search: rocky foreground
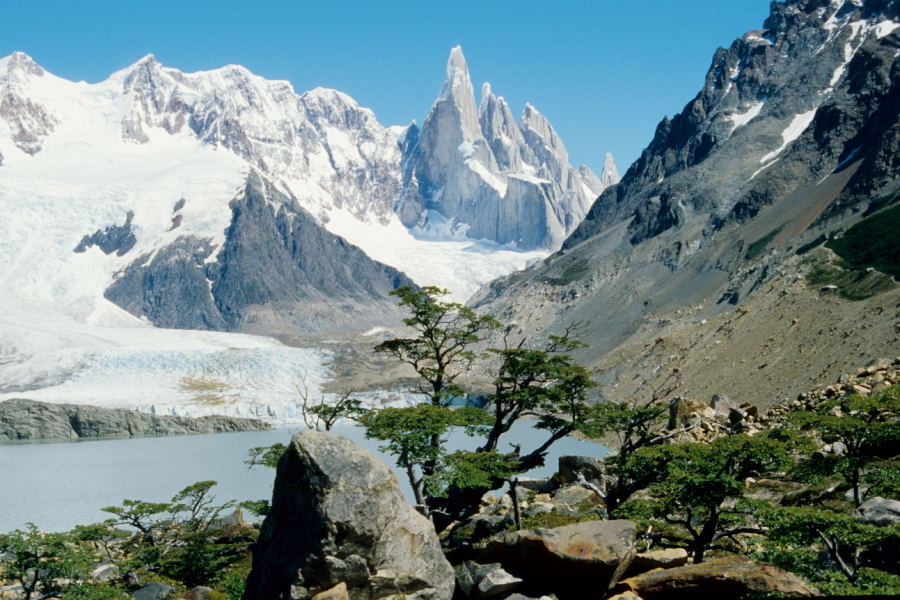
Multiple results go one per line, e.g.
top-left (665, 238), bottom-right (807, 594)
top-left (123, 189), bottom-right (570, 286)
top-left (0, 398), bottom-right (270, 441)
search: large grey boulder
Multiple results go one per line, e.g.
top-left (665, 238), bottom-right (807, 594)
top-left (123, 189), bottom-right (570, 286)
top-left (855, 496), bottom-right (900, 526)
top-left (243, 430), bottom-right (454, 600)
top-left (480, 520), bottom-right (636, 600)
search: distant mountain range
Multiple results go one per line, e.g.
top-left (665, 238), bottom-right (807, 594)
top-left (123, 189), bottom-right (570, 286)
top-left (0, 45), bottom-right (615, 336)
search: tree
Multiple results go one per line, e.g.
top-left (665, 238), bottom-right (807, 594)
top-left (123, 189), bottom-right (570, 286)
top-left (359, 404), bottom-right (493, 514)
top-left (790, 385), bottom-right (899, 506)
top-left (374, 286), bottom-right (499, 406)
top-left (0, 524), bottom-right (91, 600)
top-left (102, 481), bottom-right (246, 589)
top-left (366, 286), bottom-right (599, 530)
top-left (761, 505), bottom-right (900, 591)
top-left (297, 379), bottom-right (364, 431)
top-left (615, 434), bottom-right (791, 562)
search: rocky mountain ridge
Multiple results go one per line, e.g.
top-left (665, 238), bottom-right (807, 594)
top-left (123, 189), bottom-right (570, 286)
top-left (0, 397), bottom-right (271, 441)
top-left (474, 0), bottom-right (900, 407)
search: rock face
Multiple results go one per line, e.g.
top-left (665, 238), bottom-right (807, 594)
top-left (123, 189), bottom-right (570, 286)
top-left (855, 496), bottom-right (900, 526)
top-left (398, 47), bottom-right (615, 250)
top-left (0, 398), bottom-right (270, 441)
top-left (614, 555), bottom-right (818, 599)
top-left (243, 430), bottom-right (454, 600)
top-left (480, 520), bottom-right (636, 599)
top-left (474, 0), bottom-right (900, 407)
top-left (105, 172), bottom-right (413, 334)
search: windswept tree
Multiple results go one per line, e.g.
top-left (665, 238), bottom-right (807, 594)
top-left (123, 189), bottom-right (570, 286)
top-left (615, 433), bottom-right (791, 562)
top-left (364, 286), bottom-right (600, 530)
top-left (374, 286), bottom-right (499, 406)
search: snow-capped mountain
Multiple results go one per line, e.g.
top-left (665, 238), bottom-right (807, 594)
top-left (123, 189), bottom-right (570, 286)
top-left (398, 47), bottom-right (613, 250)
top-left (0, 46), bottom-right (611, 415)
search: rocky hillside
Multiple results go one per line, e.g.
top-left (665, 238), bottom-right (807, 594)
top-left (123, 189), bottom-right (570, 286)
top-left (474, 0), bottom-right (900, 407)
top-left (0, 398), bottom-right (270, 441)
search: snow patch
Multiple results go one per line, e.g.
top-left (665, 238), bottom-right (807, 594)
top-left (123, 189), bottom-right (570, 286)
top-left (874, 20), bottom-right (899, 39)
top-left (759, 109), bottom-right (818, 164)
top-left (726, 101), bottom-right (765, 134)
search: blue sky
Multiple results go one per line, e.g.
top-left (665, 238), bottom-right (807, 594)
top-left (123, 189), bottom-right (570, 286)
top-left (2, 0), bottom-right (773, 174)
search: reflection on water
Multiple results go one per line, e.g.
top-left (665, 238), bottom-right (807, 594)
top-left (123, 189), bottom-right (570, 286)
top-left (0, 421), bottom-right (606, 532)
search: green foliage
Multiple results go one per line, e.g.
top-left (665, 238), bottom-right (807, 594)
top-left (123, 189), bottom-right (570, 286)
top-left (761, 504), bottom-right (900, 591)
top-left (245, 443), bottom-right (287, 469)
top-left (826, 203), bottom-right (900, 276)
top-left (368, 286), bottom-right (600, 528)
top-left (428, 450), bottom-right (520, 498)
top-left (615, 435), bottom-right (790, 562)
top-left (789, 386), bottom-right (900, 505)
top-left (805, 258), bottom-right (896, 300)
top-left (0, 524), bottom-right (93, 600)
top-left (62, 582), bottom-right (131, 599)
top-left (374, 285), bottom-right (499, 406)
top-left (481, 334), bottom-right (595, 456)
top-left (545, 258), bottom-right (589, 286)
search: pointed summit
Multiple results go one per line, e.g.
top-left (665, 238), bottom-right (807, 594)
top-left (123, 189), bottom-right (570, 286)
top-left (599, 152), bottom-right (620, 187)
top-left (441, 46), bottom-right (471, 99)
top-left (1, 51), bottom-right (45, 78)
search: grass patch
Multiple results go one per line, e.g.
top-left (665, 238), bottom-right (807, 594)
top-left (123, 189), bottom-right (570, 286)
top-left (806, 261), bottom-right (896, 301)
top-left (746, 226), bottom-right (783, 260)
top-left (795, 234), bottom-right (827, 256)
top-left (545, 259), bottom-right (589, 286)
top-left (826, 203), bottom-right (900, 277)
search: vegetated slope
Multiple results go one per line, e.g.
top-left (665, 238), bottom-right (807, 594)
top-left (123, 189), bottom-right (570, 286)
top-left (473, 0), bottom-right (900, 408)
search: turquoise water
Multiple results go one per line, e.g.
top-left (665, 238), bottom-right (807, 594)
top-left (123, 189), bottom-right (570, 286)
top-left (0, 421), bottom-right (606, 532)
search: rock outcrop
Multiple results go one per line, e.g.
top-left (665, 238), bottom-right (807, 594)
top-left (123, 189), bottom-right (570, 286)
top-left (0, 398), bottom-right (270, 441)
top-left (613, 555), bottom-right (818, 599)
top-left (244, 429), bottom-right (454, 600)
top-left (479, 520), bottom-right (636, 599)
top-left (105, 172), bottom-right (414, 334)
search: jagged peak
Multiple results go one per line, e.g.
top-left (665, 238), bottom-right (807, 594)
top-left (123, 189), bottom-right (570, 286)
top-left (439, 45), bottom-right (474, 102)
top-left (301, 86), bottom-right (359, 107)
top-left (481, 81), bottom-right (493, 102)
top-left (520, 102), bottom-right (553, 133)
top-left (600, 152), bottom-right (621, 186)
top-left (0, 51), bottom-right (45, 78)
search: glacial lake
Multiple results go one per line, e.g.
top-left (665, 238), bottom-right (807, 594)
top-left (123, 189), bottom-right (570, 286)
top-left (0, 421), bottom-right (607, 532)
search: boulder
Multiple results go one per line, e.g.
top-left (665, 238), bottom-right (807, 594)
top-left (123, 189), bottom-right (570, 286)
top-left (312, 583), bottom-right (349, 600)
top-left (515, 477), bottom-right (558, 494)
top-left (624, 548), bottom-right (689, 578)
top-left (90, 562), bottom-right (119, 582)
top-left (550, 485), bottom-right (602, 514)
top-left (613, 555), bottom-right (817, 599)
top-left (667, 398), bottom-right (715, 429)
top-left (855, 496), bottom-right (900, 526)
top-left (184, 587), bottom-right (213, 600)
top-left (133, 582), bottom-right (173, 600)
top-left (243, 430), bottom-right (454, 600)
top-left (558, 456), bottom-right (606, 488)
top-left (455, 561), bottom-right (523, 598)
top-left (480, 520), bottom-right (636, 599)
